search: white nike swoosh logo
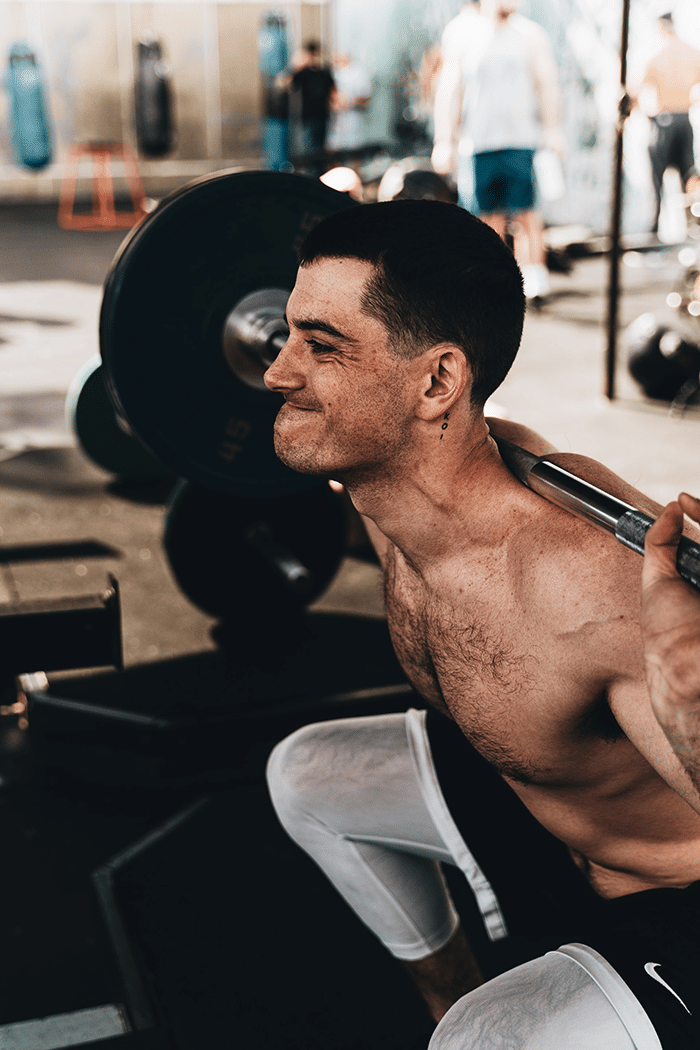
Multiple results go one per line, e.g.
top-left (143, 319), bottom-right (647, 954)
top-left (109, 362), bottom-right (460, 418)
top-left (644, 962), bottom-right (692, 1014)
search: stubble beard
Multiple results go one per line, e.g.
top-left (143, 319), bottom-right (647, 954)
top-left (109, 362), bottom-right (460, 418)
top-left (273, 405), bottom-right (413, 489)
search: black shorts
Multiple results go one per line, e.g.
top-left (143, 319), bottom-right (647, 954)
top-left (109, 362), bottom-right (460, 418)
top-left (472, 148), bottom-right (536, 215)
top-left (426, 708), bottom-right (700, 1047)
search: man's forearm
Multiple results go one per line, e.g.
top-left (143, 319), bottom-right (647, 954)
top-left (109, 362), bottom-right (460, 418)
top-left (656, 711), bottom-right (700, 793)
top-left (642, 494), bottom-right (700, 792)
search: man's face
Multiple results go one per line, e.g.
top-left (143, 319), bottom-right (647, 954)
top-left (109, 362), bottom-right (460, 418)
top-left (263, 258), bottom-right (416, 484)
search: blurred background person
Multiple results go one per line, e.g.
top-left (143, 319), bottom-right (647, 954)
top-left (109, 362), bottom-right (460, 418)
top-left (432, 0), bottom-right (563, 302)
top-left (286, 40), bottom-right (336, 175)
top-left (633, 10), bottom-right (700, 237)
top-left (327, 52), bottom-right (372, 154)
top-left (431, 0), bottom-right (483, 208)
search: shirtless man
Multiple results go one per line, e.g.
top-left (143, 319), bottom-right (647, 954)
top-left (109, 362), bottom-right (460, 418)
top-left (263, 200), bottom-right (700, 1047)
top-left (634, 11), bottom-right (700, 234)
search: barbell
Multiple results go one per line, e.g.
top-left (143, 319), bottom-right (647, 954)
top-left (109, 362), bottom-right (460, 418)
top-left (496, 437), bottom-right (700, 592)
top-left (97, 169), bottom-right (700, 595)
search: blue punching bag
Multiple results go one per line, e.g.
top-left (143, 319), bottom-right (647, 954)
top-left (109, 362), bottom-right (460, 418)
top-left (258, 13), bottom-right (290, 171)
top-left (5, 41), bottom-right (52, 170)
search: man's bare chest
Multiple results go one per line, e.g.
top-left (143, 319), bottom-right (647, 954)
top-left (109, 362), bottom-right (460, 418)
top-left (385, 564), bottom-right (521, 702)
top-left (383, 552), bottom-right (620, 783)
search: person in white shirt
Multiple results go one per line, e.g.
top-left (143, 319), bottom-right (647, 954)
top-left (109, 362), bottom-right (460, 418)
top-left (432, 0), bottom-right (562, 301)
top-left (327, 52), bottom-right (372, 152)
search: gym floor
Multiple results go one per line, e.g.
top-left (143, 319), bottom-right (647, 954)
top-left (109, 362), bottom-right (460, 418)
top-left (0, 196), bottom-right (698, 1050)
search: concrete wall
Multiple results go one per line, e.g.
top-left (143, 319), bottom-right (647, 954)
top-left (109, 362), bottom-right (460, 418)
top-left (0, 1), bottom-right (330, 201)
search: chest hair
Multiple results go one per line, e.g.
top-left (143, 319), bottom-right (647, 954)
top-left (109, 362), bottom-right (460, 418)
top-left (383, 554), bottom-right (547, 782)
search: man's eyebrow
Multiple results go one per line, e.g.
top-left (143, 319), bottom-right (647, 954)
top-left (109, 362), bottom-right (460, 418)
top-left (285, 316), bottom-right (358, 343)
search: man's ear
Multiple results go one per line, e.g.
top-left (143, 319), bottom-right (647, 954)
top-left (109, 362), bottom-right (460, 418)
top-left (414, 345), bottom-right (470, 421)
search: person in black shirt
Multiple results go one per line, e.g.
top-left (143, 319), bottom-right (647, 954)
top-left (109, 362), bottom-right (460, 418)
top-left (291, 41), bottom-right (336, 173)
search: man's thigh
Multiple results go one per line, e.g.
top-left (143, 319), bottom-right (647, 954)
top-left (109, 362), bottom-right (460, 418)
top-left (428, 898), bottom-right (700, 1050)
top-left (427, 710), bottom-right (700, 1046)
top-left (429, 944), bottom-right (662, 1049)
top-left (589, 882), bottom-right (700, 1047)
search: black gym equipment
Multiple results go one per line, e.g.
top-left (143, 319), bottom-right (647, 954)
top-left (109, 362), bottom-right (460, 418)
top-left (604, 0), bottom-right (631, 400)
top-left (92, 787), bottom-right (437, 1050)
top-left (162, 479), bottom-right (347, 619)
top-left (625, 314), bottom-right (700, 405)
top-left (377, 160), bottom-right (458, 204)
top-left (66, 355), bottom-right (174, 483)
top-left (135, 36), bottom-right (175, 159)
top-left (496, 437), bottom-right (700, 592)
top-left (26, 621), bottom-right (411, 789)
top-left (100, 170), bottom-right (358, 497)
top-left (0, 575), bottom-right (122, 704)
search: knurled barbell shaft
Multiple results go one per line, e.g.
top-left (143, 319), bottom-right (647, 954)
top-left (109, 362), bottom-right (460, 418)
top-left (495, 436), bottom-right (700, 592)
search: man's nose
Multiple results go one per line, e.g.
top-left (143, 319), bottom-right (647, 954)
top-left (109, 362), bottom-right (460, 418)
top-left (264, 337), bottom-right (302, 392)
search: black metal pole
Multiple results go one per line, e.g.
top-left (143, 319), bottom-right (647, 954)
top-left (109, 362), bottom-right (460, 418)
top-left (605, 0), bottom-right (632, 401)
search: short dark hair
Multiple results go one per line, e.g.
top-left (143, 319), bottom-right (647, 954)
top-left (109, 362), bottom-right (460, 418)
top-left (297, 200), bottom-right (525, 405)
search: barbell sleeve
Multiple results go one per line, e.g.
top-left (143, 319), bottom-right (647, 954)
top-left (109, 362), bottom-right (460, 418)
top-left (244, 520), bottom-right (315, 597)
top-left (494, 436), bottom-right (700, 592)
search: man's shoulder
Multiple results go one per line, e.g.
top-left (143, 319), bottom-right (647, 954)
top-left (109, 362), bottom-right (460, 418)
top-left (487, 417), bottom-right (558, 457)
top-left (647, 37), bottom-right (700, 71)
top-left (487, 418), bottom-right (661, 520)
top-left (545, 450), bottom-right (661, 520)
top-left (491, 433), bottom-right (655, 621)
top-left (513, 446), bottom-right (661, 591)
top-left (510, 13), bottom-right (550, 41)
top-left (505, 498), bottom-right (644, 668)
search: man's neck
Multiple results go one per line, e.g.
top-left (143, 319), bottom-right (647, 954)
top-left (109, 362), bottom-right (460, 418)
top-left (493, 8), bottom-right (515, 26)
top-left (345, 420), bottom-right (519, 569)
